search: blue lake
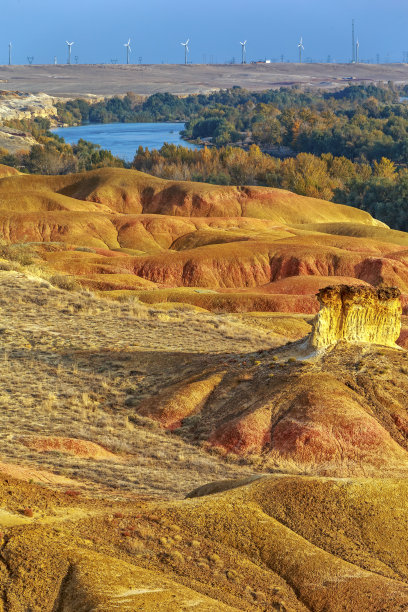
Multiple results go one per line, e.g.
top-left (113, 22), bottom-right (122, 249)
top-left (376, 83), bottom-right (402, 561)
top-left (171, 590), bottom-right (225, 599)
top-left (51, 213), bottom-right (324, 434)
top-left (51, 122), bottom-right (200, 162)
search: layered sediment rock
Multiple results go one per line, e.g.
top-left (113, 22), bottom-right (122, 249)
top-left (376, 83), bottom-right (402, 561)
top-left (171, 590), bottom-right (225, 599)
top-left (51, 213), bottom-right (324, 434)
top-left (0, 91), bottom-right (57, 123)
top-left (0, 126), bottom-right (37, 154)
top-left (310, 285), bottom-right (402, 349)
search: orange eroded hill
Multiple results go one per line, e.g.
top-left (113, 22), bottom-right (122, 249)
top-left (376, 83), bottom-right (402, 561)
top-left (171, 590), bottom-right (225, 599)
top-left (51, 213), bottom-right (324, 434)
top-left (2, 166), bottom-right (408, 313)
top-left (133, 340), bottom-right (408, 475)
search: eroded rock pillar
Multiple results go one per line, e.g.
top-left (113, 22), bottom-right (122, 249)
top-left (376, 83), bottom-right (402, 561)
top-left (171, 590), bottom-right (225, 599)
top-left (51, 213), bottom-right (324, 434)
top-left (310, 285), bottom-right (402, 349)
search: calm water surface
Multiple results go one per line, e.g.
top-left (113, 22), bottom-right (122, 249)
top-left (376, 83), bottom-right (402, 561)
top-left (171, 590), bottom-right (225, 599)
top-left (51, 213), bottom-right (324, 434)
top-left (52, 122), bottom-right (200, 162)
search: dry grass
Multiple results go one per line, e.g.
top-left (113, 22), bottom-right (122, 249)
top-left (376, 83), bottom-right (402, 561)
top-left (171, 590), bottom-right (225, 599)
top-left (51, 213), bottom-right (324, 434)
top-left (3, 266), bottom-right (406, 496)
top-left (0, 270), bottom-right (281, 498)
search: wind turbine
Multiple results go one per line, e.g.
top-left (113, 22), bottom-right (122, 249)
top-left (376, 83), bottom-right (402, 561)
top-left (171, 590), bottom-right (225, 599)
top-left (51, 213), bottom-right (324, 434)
top-left (124, 38), bottom-right (131, 64)
top-left (66, 41), bottom-right (74, 65)
top-left (352, 19), bottom-right (355, 63)
top-left (181, 39), bottom-right (189, 64)
top-left (240, 40), bottom-right (247, 64)
top-left (298, 36), bottom-right (304, 63)
top-left (356, 38), bottom-right (360, 64)
top-left (8, 42), bottom-right (11, 66)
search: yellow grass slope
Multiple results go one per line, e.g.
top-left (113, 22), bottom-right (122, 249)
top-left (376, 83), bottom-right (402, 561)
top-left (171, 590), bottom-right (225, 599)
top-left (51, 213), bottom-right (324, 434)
top-left (178, 475), bottom-right (408, 611)
top-left (2, 471), bottom-right (408, 612)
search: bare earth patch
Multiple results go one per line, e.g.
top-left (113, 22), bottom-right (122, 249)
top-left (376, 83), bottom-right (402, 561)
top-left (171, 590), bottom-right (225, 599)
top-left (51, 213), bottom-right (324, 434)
top-left (20, 436), bottom-right (119, 461)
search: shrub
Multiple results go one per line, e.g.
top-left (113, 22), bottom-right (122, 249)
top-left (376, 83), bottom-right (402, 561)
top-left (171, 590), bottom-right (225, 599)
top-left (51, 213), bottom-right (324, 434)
top-left (0, 260), bottom-right (15, 271)
top-left (181, 414), bottom-right (201, 428)
top-left (0, 242), bottom-right (35, 266)
top-left (49, 274), bottom-right (80, 291)
top-left (208, 552), bottom-right (222, 565)
top-left (226, 569), bottom-right (239, 582)
top-left (169, 550), bottom-right (184, 563)
top-left (74, 246), bottom-right (96, 253)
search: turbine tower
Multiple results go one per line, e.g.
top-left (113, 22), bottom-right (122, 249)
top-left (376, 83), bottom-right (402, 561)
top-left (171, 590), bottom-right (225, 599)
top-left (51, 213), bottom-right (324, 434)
top-left (181, 39), bottom-right (189, 64)
top-left (352, 19), bottom-right (355, 63)
top-left (298, 37), bottom-right (304, 63)
top-left (8, 42), bottom-right (11, 66)
top-left (240, 40), bottom-right (247, 64)
top-left (124, 39), bottom-right (131, 64)
top-left (356, 39), bottom-right (360, 64)
top-left (66, 41), bottom-right (74, 65)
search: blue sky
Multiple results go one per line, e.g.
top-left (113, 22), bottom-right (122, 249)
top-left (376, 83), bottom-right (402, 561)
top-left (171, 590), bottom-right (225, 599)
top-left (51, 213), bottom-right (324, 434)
top-left (2, 0), bottom-right (408, 65)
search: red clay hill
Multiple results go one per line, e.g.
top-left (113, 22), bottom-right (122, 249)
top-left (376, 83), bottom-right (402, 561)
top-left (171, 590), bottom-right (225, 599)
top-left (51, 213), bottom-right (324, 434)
top-left (133, 285), bottom-right (408, 477)
top-left (2, 166), bottom-right (408, 313)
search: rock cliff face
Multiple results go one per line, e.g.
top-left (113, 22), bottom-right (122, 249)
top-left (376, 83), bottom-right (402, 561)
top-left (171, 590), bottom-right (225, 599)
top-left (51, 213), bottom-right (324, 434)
top-left (310, 285), bottom-right (402, 349)
top-left (0, 91), bottom-right (59, 153)
top-left (0, 91), bottom-right (57, 123)
top-left (0, 126), bottom-right (37, 154)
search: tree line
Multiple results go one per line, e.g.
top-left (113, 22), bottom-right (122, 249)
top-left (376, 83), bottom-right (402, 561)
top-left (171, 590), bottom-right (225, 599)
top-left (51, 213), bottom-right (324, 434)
top-left (56, 84), bottom-right (408, 164)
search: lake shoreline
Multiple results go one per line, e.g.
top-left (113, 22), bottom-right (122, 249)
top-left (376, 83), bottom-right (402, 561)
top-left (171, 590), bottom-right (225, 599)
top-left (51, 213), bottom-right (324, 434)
top-left (51, 121), bottom-right (201, 162)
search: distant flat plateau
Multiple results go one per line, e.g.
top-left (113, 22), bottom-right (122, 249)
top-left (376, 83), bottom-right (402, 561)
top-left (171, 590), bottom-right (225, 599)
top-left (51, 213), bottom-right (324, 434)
top-left (0, 63), bottom-right (407, 97)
